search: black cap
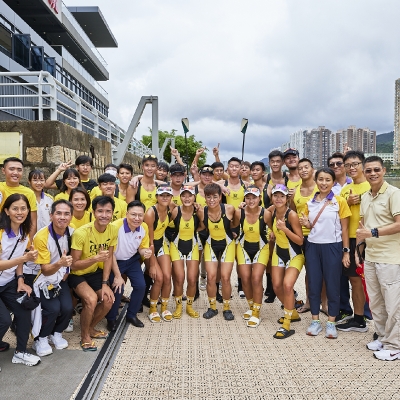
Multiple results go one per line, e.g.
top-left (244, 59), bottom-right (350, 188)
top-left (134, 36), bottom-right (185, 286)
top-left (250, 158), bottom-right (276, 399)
top-left (169, 164), bottom-right (186, 175)
top-left (283, 148), bottom-right (299, 158)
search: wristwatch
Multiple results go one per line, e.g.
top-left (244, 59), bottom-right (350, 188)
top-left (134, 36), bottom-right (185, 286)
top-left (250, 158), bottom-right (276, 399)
top-left (102, 280), bottom-right (110, 285)
top-left (342, 247), bottom-right (350, 253)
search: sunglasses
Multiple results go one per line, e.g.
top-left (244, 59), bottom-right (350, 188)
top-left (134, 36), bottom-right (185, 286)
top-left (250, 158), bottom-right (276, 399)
top-left (200, 167), bottom-right (214, 173)
top-left (182, 185), bottom-right (195, 191)
top-left (246, 187), bottom-right (260, 193)
top-left (328, 161), bottom-right (343, 167)
top-left (143, 154), bottom-right (157, 160)
top-left (364, 168), bottom-right (382, 174)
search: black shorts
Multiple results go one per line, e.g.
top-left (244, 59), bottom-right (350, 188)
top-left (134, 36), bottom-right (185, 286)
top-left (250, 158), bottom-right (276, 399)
top-left (68, 268), bottom-right (103, 292)
top-left (343, 238), bottom-right (358, 277)
top-left (243, 241), bottom-right (260, 262)
top-left (178, 239), bottom-right (193, 257)
top-left (210, 239), bottom-right (227, 261)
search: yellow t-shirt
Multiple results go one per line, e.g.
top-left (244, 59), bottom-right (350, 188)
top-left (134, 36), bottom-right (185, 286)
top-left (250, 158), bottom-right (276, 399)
top-left (340, 181), bottom-right (370, 238)
top-left (91, 197), bottom-right (127, 222)
top-left (0, 182), bottom-right (37, 212)
top-left (70, 221), bottom-right (118, 275)
top-left (71, 210), bottom-right (92, 229)
top-left (54, 192), bottom-right (70, 201)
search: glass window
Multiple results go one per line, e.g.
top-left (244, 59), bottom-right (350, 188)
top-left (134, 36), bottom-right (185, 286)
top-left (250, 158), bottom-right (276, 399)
top-left (30, 46), bottom-right (44, 71)
top-left (12, 34), bottom-right (31, 69)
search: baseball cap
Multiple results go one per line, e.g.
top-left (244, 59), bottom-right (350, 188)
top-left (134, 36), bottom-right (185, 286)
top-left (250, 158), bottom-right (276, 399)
top-left (169, 164), bottom-right (186, 175)
top-left (283, 148), bottom-right (299, 159)
top-left (271, 184), bottom-right (289, 196)
top-left (180, 185), bottom-right (196, 195)
top-left (156, 185), bottom-right (173, 195)
top-left (244, 186), bottom-right (261, 197)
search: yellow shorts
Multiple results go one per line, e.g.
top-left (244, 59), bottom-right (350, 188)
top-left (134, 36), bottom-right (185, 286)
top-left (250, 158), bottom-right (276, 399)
top-left (170, 239), bottom-right (199, 262)
top-left (236, 243), bottom-right (269, 266)
top-left (203, 239), bottom-right (235, 263)
top-left (272, 250), bottom-right (304, 272)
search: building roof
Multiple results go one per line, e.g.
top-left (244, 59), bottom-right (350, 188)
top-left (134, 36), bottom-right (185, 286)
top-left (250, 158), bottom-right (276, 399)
top-left (67, 7), bottom-right (118, 48)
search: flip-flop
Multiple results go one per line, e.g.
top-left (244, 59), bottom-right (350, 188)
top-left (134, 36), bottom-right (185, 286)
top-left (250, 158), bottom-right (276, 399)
top-left (80, 341), bottom-right (97, 352)
top-left (297, 305), bottom-right (311, 313)
top-left (277, 316), bottom-right (301, 324)
top-left (90, 331), bottom-right (109, 339)
top-left (273, 328), bottom-right (295, 339)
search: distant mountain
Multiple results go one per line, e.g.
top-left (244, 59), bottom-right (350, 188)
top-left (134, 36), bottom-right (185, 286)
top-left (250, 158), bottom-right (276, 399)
top-left (376, 131), bottom-right (393, 153)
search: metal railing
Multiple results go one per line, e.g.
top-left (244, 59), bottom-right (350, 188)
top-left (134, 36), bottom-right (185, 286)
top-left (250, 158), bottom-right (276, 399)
top-left (0, 71), bottom-right (149, 158)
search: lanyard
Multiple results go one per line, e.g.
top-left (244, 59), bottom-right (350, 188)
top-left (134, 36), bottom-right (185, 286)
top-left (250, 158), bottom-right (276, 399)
top-left (50, 224), bottom-right (71, 258)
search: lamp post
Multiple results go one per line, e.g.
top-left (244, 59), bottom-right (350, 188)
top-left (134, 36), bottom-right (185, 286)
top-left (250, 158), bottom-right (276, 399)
top-left (241, 118), bottom-right (248, 161)
top-left (181, 118), bottom-right (190, 182)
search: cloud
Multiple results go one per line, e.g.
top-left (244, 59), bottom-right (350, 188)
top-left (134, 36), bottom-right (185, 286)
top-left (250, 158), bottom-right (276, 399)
top-left (65, 0), bottom-right (399, 161)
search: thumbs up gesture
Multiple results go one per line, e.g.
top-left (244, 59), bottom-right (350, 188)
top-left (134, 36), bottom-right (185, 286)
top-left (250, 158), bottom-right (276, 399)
top-left (347, 188), bottom-right (360, 206)
top-left (96, 245), bottom-right (109, 262)
top-left (299, 212), bottom-right (309, 227)
top-left (24, 244), bottom-right (38, 262)
top-left (59, 249), bottom-right (73, 268)
top-left (276, 218), bottom-right (286, 232)
top-left (356, 220), bottom-right (370, 241)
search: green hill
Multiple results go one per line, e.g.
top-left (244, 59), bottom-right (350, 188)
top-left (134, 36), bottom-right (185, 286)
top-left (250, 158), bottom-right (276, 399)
top-left (376, 131), bottom-right (393, 153)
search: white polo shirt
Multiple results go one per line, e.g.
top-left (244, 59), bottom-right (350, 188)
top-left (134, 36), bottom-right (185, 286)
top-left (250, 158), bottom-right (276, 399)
top-left (332, 177), bottom-right (352, 195)
top-left (112, 218), bottom-right (149, 260)
top-left (306, 191), bottom-right (352, 244)
top-left (37, 191), bottom-right (54, 231)
top-left (0, 229), bottom-right (29, 286)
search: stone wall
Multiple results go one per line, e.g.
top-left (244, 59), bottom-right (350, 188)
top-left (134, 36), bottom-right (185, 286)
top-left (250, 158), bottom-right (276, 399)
top-left (0, 120), bottom-right (141, 185)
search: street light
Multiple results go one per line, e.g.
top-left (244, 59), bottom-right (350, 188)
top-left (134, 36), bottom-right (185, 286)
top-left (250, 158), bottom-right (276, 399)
top-left (241, 118), bottom-right (249, 161)
top-left (181, 118), bottom-right (190, 182)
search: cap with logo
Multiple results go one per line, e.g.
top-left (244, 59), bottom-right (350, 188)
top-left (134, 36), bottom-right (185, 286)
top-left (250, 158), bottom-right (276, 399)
top-left (283, 148), bottom-right (299, 159)
top-left (271, 184), bottom-right (289, 196)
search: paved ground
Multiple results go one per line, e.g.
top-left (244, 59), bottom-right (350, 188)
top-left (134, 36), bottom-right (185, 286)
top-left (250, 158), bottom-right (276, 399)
top-left (98, 269), bottom-right (400, 400)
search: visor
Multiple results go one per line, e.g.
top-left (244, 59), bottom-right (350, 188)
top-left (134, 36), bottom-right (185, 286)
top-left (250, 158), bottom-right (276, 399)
top-left (271, 184), bottom-right (289, 196)
top-left (244, 186), bottom-right (261, 197)
top-left (156, 185), bottom-right (173, 195)
top-left (180, 185), bottom-right (196, 195)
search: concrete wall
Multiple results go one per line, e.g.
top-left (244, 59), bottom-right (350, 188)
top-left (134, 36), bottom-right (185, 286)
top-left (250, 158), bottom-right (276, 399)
top-left (0, 120), bottom-right (141, 185)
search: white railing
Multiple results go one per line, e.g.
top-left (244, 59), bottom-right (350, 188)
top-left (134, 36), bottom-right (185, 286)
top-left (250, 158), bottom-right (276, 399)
top-left (0, 71), bottom-right (149, 158)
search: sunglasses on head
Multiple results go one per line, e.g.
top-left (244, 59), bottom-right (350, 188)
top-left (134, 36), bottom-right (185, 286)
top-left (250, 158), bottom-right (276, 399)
top-left (200, 167), bottom-right (213, 173)
top-left (246, 187), bottom-right (259, 193)
top-left (328, 161), bottom-right (343, 167)
top-left (143, 154), bottom-right (157, 160)
top-left (364, 167), bottom-right (382, 174)
top-left (182, 185), bottom-right (195, 190)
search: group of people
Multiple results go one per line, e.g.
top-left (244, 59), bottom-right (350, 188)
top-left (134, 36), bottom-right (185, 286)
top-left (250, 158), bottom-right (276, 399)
top-left (0, 142), bottom-right (399, 373)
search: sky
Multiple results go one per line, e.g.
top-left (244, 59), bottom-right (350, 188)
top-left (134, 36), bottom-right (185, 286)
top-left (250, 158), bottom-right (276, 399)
top-left (65, 0), bottom-right (400, 163)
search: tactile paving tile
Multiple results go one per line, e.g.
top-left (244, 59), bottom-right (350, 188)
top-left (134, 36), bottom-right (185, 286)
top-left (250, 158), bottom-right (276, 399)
top-left (98, 269), bottom-right (400, 400)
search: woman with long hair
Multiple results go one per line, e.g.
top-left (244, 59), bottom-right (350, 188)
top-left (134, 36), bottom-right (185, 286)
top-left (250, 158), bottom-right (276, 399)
top-left (0, 194), bottom-right (40, 367)
top-left (54, 169), bottom-right (82, 201)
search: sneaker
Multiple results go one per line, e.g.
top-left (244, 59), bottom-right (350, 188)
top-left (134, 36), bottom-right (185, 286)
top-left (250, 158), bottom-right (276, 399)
top-left (238, 290), bottom-right (245, 299)
top-left (336, 318), bottom-right (368, 332)
top-left (64, 319), bottom-right (74, 333)
top-left (325, 322), bottom-right (338, 339)
top-left (335, 310), bottom-right (353, 324)
top-left (32, 337), bottom-right (53, 356)
top-left (373, 349), bottom-right (400, 361)
top-left (0, 341), bottom-right (10, 352)
top-left (199, 278), bottom-right (207, 291)
top-left (366, 339), bottom-right (383, 351)
top-left (12, 351), bottom-right (41, 366)
top-left (306, 320), bottom-right (322, 336)
top-left (223, 310), bottom-right (235, 321)
top-left (49, 332), bottom-right (68, 350)
top-left (203, 308), bottom-right (218, 319)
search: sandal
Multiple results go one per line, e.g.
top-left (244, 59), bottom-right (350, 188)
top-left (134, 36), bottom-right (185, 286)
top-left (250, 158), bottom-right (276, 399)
top-left (80, 341), bottom-right (97, 352)
top-left (161, 310), bottom-right (173, 322)
top-left (273, 327), bottom-right (295, 339)
top-left (247, 316), bottom-right (261, 328)
top-left (243, 309), bottom-right (252, 320)
top-left (203, 308), bottom-right (218, 319)
top-left (148, 311), bottom-right (161, 323)
top-left (223, 310), bottom-right (235, 321)
top-left (297, 305), bottom-right (311, 313)
top-left (90, 331), bottom-right (109, 339)
top-left (277, 316), bottom-right (301, 324)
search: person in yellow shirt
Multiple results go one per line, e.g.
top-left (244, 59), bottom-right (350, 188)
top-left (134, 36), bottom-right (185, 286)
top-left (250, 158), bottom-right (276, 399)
top-left (69, 196), bottom-right (121, 351)
top-left (337, 151), bottom-right (371, 333)
top-left (69, 188), bottom-right (92, 229)
top-left (0, 157), bottom-right (38, 238)
top-left (95, 174), bottom-right (127, 222)
top-left (54, 169), bottom-right (82, 201)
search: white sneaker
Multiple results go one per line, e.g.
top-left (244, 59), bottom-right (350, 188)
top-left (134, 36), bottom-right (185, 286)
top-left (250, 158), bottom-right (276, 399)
top-left (306, 320), bottom-right (322, 336)
top-left (64, 319), bottom-right (74, 333)
top-left (366, 339), bottom-right (383, 351)
top-left (49, 332), bottom-right (68, 350)
top-left (373, 349), bottom-right (400, 361)
top-left (12, 351), bottom-right (41, 366)
top-left (32, 337), bottom-right (53, 356)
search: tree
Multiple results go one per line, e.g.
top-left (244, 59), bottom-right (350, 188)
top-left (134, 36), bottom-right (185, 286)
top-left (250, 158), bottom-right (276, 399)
top-left (141, 128), bottom-right (208, 167)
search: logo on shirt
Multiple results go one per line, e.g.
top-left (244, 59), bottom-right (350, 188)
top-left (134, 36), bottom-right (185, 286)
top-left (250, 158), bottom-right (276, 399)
top-left (148, 194), bottom-right (153, 199)
top-left (89, 239), bottom-right (111, 255)
top-left (214, 225), bottom-right (219, 229)
top-left (249, 227), bottom-right (253, 231)
top-left (233, 194), bottom-right (238, 199)
top-left (185, 223), bottom-right (189, 228)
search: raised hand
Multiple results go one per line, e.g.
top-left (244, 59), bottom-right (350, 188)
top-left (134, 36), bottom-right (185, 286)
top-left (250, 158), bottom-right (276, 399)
top-left (212, 143), bottom-right (220, 157)
top-left (59, 249), bottom-right (73, 267)
top-left (299, 212), bottom-right (308, 226)
top-left (276, 218), bottom-right (286, 231)
top-left (347, 189), bottom-right (360, 206)
top-left (96, 245), bottom-right (109, 262)
top-left (170, 146), bottom-right (180, 157)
